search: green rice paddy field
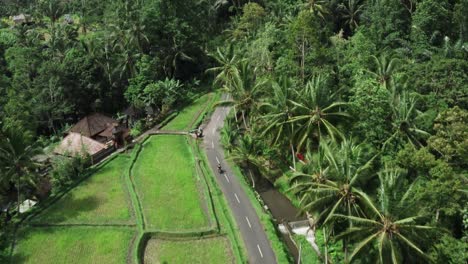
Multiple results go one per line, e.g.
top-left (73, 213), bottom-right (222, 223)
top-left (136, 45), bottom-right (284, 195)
top-left (132, 135), bottom-right (209, 230)
top-left (144, 237), bottom-right (234, 264)
top-left (12, 227), bottom-right (134, 264)
top-left (33, 155), bottom-right (134, 225)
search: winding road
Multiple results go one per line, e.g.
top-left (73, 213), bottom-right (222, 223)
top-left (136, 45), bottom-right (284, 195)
top-left (202, 95), bottom-right (278, 264)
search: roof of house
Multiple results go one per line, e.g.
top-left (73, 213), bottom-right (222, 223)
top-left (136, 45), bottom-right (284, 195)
top-left (54, 132), bottom-right (107, 156)
top-left (69, 113), bottom-right (117, 138)
top-left (98, 124), bottom-right (130, 139)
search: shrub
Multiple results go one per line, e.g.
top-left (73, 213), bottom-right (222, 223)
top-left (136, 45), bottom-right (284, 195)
top-left (50, 154), bottom-right (89, 192)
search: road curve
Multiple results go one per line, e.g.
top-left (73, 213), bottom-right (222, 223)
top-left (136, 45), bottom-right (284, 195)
top-left (202, 95), bottom-right (278, 264)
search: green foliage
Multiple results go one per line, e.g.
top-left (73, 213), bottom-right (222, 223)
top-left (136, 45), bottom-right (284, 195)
top-left (404, 58), bottom-right (468, 108)
top-left (428, 106), bottom-right (468, 164)
top-left (363, 0), bottom-right (411, 49)
top-left (350, 77), bottom-right (391, 145)
top-left (130, 120), bottom-right (144, 137)
top-left (431, 234), bottom-right (468, 264)
top-left (50, 154), bottom-right (89, 191)
top-left (397, 145), bottom-right (464, 221)
top-left (412, 0), bottom-right (451, 46)
top-left (234, 2), bottom-right (266, 38)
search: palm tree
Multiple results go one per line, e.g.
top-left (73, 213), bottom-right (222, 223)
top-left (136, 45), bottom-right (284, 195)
top-left (206, 46), bottom-right (240, 91)
top-left (297, 140), bottom-right (376, 223)
top-left (39, 0), bottom-right (65, 26)
top-left (302, 0), bottom-right (329, 20)
top-left (289, 139), bottom-right (378, 260)
top-left (287, 75), bottom-right (349, 150)
top-left (217, 61), bottom-right (267, 129)
top-left (259, 77), bottom-right (298, 166)
top-left (369, 54), bottom-right (399, 89)
top-left (229, 134), bottom-right (264, 187)
top-left (338, 0), bottom-right (365, 32)
top-left (0, 127), bottom-right (42, 213)
top-left (220, 118), bottom-right (239, 152)
top-left (382, 93), bottom-right (430, 150)
top-left (334, 166), bottom-right (435, 263)
top-left (111, 27), bottom-right (141, 80)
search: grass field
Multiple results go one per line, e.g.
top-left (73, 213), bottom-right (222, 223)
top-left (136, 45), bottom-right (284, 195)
top-left (12, 227), bottom-right (134, 264)
top-left (132, 135), bottom-right (209, 230)
top-left (33, 156), bottom-right (134, 225)
top-left (294, 235), bottom-right (320, 264)
top-left (144, 237), bottom-right (234, 264)
top-left (162, 93), bottom-right (212, 131)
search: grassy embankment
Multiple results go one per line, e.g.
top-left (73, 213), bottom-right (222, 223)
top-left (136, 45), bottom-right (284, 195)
top-left (162, 93), bottom-right (213, 131)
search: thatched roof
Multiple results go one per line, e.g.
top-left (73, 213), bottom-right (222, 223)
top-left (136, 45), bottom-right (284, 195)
top-left (54, 132), bottom-right (106, 156)
top-left (69, 113), bottom-right (117, 138)
top-left (98, 124), bottom-right (130, 139)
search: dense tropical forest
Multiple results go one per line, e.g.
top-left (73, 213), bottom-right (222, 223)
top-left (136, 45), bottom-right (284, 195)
top-left (0, 0), bottom-right (467, 263)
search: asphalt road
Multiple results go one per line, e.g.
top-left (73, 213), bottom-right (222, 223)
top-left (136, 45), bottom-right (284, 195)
top-left (202, 95), bottom-right (278, 264)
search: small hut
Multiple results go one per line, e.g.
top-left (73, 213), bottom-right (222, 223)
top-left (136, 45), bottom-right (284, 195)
top-left (53, 132), bottom-right (114, 163)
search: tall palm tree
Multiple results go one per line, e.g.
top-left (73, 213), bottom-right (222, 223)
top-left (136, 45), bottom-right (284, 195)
top-left (206, 46), bottom-right (240, 91)
top-left (0, 127), bottom-right (42, 213)
top-left (111, 26), bottom-right (141, 80)
top-left (229, 134), bottom-right (265, 187)
top-left (259, 77), bottom-right (298, 167)
top-left (287, 75), bottom-right (349, 150)
top-left (334, 166), bottom-right (435, 263)
top-left (382, 93), bottom-right (430, 150)
top-left (217, 61), bottom-right (267, 129)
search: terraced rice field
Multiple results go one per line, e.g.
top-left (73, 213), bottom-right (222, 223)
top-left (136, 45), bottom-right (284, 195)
top-left (12, 227), bottom-right (134, 264)
top-left (33, 156), bottom-right (134, 225)
top-left (132, 135), bottom-right (209, 230)
top-left (144, 237), bottom-right (234, 264)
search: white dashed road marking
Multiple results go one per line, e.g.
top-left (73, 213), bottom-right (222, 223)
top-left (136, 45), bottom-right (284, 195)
top-left (211, 141), bottom-right (214, 148)
top-left (224, 174), bottom-right (230, 183)
top-left (245, 216), bottom-right (252, 228)
top-left (216, 156), bottom-right (220, 163)
top-left (234, 193), bottom-right (240, 203)
top-left (257, 244), bottom-right (264, 258)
